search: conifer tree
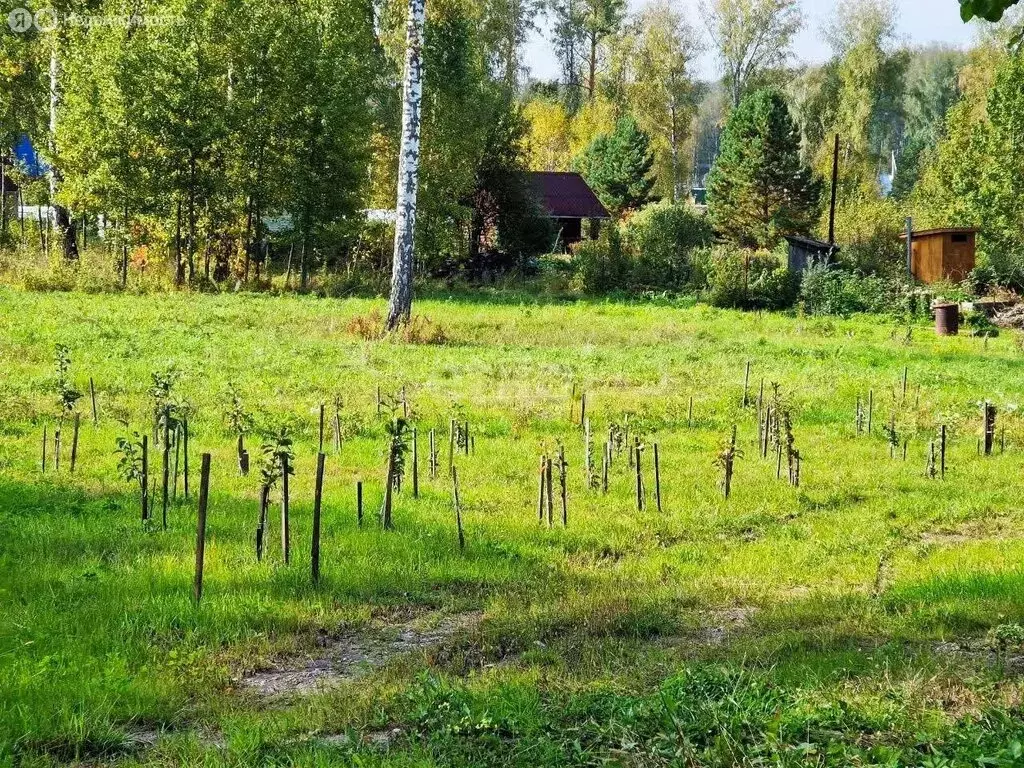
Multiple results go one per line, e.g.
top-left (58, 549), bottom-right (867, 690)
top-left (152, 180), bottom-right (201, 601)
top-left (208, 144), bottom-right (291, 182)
top-left (707, 89), bottom-right (820, 248)
top-left (575, 116), bottom-right (656, 214)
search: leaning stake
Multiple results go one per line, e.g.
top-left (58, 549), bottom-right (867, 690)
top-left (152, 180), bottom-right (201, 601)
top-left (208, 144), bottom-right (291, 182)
top-left (193, 453), bottom-right (211, 604)
top-left (312, 452), bottom-right (325, 584)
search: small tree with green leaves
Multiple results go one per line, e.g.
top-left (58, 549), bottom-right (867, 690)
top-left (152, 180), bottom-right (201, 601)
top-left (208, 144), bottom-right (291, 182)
top-left (115, 432), bottom-right (147, 521)
top-left (54, 344), bottom-right (82, 428)
top-left (255, 427), bottom-right (295, 558)
top-left (224, 383), bottom-right (254, 472)
top-left (707, 89), bottom-right (821, 249)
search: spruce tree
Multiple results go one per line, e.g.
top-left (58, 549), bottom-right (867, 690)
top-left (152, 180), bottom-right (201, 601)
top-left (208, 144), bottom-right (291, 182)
top-left (576, 117), bottom-right (656, 214)
top-left (707, 89), bottom-right (821, 248)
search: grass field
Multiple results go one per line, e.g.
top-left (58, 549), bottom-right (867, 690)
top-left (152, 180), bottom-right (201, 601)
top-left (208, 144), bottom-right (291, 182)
top-left (3, 287), bottom-right (1024, 767)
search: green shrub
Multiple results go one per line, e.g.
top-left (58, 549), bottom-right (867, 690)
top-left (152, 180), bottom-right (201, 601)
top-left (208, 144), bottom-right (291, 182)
top-left (569, 227), bottom-right (630, 294)
top-left (623, 203), bottom-right (713, 290)
top-left (699, 245), bottom-right (799, 310)
top-left (799, 266), bottom-right (909, 316)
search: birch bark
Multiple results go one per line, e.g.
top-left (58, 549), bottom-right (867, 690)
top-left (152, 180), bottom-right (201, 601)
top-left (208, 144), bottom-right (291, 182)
top-left (386, 0), bottom-right (426, 330)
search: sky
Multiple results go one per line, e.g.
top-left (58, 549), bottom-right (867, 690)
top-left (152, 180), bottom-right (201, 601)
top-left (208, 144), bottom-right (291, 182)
top-left (523, 0), bottom-right (983, 83)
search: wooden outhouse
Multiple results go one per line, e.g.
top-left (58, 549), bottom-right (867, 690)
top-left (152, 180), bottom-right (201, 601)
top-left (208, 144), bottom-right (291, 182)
top-left (901, 228), bottom-right (977, 284)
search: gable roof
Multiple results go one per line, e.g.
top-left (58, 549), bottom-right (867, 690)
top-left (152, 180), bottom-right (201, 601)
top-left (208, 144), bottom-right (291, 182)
top-left (528, 172), bottom-right (610, 219)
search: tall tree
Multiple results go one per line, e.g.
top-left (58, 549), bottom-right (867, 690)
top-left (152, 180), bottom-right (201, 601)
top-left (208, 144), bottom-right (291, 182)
top-left (574, 116), bottom-right (656, 213)
top-left (387, 0), bottom-right (427, 329)
top-left (702, 0), bottom-right (802, 108)
top-left (706, 88), bottom-right (821, 248)
top-left (623, 0), bottom-right (698, 202)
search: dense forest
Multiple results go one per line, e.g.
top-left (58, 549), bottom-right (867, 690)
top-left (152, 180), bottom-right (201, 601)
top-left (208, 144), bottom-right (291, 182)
top-left (1, 0), bottom-right (1023, 296)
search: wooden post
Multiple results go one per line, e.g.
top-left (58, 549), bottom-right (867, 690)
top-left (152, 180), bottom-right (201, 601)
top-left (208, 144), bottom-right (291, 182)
top-left (162, 416), bottom-right (170, 530)
top-left (318, 403), bottom-right (325, 454)
top-left (464, 421), bottom-right (470, 456)
top-left (653, 443), bottom-right (662, 513)
top-left (602, 443), bottom-right (609, 494)
top-left (412, 427), bottom-right (419, 499)
top-left (357, 481), bottom-right (363, 526)
top-left (183, 419), bottom-right (190, 499)
top-left (569, 382), bottom-right (576, 423)
top-left (193, 453), bottom-right (211, 604)
top-left (280, 453), bottom-right (291, 562)
top-left (902, 367), bottom-right (908, 401)
top-left (141, 435), bottom-right (149, 521)
top-left (376, 385), bottom-right (382, 416)
top-left (257, 484), bottom-right (269, 561)
top-left (545, 457), bottom-right (554, 527)
top-left (867, 390), bottom-right (874, 434)
top-left (940, 425), bottom-right (947, 478)
top-left (635, 443), bottom-right (643, 512)
top-left (70, 413), bottom-right (80, 473)
top-left (742, 361), bottom-right (751, 408)
top-left (173, 425), bottom-right (181, 500)
top-left (756, 379), bottom-right (764, 424)
top-left (89, 377), bottom-right (98, 425)
top-left (429, 428), bottom-right (436, 478)
top-left (559, 446), bottom-right (567, 527)
top-left (54, 429), bottom-right (60, 472)
top-left (828, 133), bottom-right (839, 245)
top-left (381, 451), bottom-right (395, 530)
top-left (333, 408), bottom-right (342, 452)
top-left (448, 419), bottom-right (456, 472)
top-left (402, 386), bottom-right (408, 418)
top-left (984, 401), bottom-right (996, 456)
top-left (687, 397), bottom-right (693, 428)
top-left (580, 392), bottom-right (587, 428)
top-left (312, 452), bottom-right (325, 585)
top-left (537, 455), bottom-right (547, 522)
top-left (452, 465), bottom-right (465, 552)
top-left (584, 418), bottom-right (592, 488)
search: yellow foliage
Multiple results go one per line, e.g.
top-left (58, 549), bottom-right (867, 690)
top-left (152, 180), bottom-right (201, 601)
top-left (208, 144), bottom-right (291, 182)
top-left (522, 98), bottom-right (572, 172)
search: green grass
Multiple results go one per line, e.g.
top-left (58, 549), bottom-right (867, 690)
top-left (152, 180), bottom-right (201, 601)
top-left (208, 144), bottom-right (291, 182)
top-left (2, 287), bottom-right (1024, 766)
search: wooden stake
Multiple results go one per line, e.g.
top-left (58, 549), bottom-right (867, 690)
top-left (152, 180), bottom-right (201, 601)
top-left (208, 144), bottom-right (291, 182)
top-left (742, 361), bottom-right (751, 407)
top-left (902, 367), bottom-right (908, 401)
top-left (584, 418), bottom-right (592, 488)
top-left (281, 453), bottom-right (291, 562)
top-left (537, 455), bottom-right (547, 522)
top-left (464, 421), bottom-right (470, 456)
top-left (559, 446), bottom-right (567, 527)
top-left (688, 397), bottom-right (693, 428)
top-left (357, 481), bottom-right (363, 526)
top-left (402, 386), bottom-right (408, 418)
top-left (89, 377), bottom-right (98, 425)
top-left (141, 435), bottom-right (149, 521)
top-left (257, 484), bottom-right (269, 561)
top-left (580, 392), bottom-right (587, 428)
top-left (653, 443), bottom-right (662, 513)
top-left (376, 385), bottom-right (382, 416)
top-left (183, 419), bottom-right (190, 499)
top-left (193, 453), bottom-right (211, 604)
top-left (545, 457), bottom-right (554, 527)
top-left (412, 427), bottom-right (419, 498)
top-left (448, 419), bottom-right (456, 472)
top-left (333, 408), bottom-right (342, 452)
top-left (318, 403), bottom-right (325, 453)
top-left (162, 417), bottom-right (170, 530)
top-left (54, 429), bottom-right (60, 472)
top-left (312, 452), bottom-right (325, 585)
top-left (635, 442), bottom-right (643, 512)
top-left (940, 425), bottom-right (947, 478)
top-left (70, 413), bottom-right (80, 473)
top-left (429, 428), bottom-right (437, 478)
top-left (867, 390), bottom-right (874, 434)
top-left (452, 465), bottom-right (464, 551)
top-left (381, 451), bottom-right (394, 530)
top-left (598, 442), bottom-right (606, 495)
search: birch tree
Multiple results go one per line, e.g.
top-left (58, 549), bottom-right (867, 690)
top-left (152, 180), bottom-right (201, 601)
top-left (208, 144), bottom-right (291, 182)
top-left (387, 0), bottom-right (426, 329)
top-left (702, 0), bottom-right (802, 108)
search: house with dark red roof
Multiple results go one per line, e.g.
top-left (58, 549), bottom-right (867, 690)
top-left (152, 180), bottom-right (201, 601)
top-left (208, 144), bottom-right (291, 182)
top-left (528, 172), bottom-right (610, 248)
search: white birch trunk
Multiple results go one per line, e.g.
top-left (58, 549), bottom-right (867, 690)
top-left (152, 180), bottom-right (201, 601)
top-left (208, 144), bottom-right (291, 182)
top-left (386, 0), bottom-right (426, 330)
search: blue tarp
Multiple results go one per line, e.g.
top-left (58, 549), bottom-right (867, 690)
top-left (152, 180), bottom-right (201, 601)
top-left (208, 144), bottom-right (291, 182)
top-left (13, 134), bottom-right (46, 177)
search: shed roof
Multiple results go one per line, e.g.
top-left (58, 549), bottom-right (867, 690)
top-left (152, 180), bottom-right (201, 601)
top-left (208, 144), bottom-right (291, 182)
top-left (899, 228), bottom-right (978, 240)
top-left (528, 172), bottom-right (610, 220)
top-left (784, 235), bottom-right (836, 252)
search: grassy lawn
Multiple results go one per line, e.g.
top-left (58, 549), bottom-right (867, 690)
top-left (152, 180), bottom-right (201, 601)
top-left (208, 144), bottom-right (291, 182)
top-left (2, 287), bottom-right (1024, 766)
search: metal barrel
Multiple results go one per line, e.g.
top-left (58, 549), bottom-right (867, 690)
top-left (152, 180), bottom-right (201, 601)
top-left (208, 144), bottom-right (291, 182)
top-left (934, 303), bottom-right (959, 336)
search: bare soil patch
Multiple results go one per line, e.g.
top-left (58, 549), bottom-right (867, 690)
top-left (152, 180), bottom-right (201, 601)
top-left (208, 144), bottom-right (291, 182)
top-left (240, 611), bottom-right (483, 697)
